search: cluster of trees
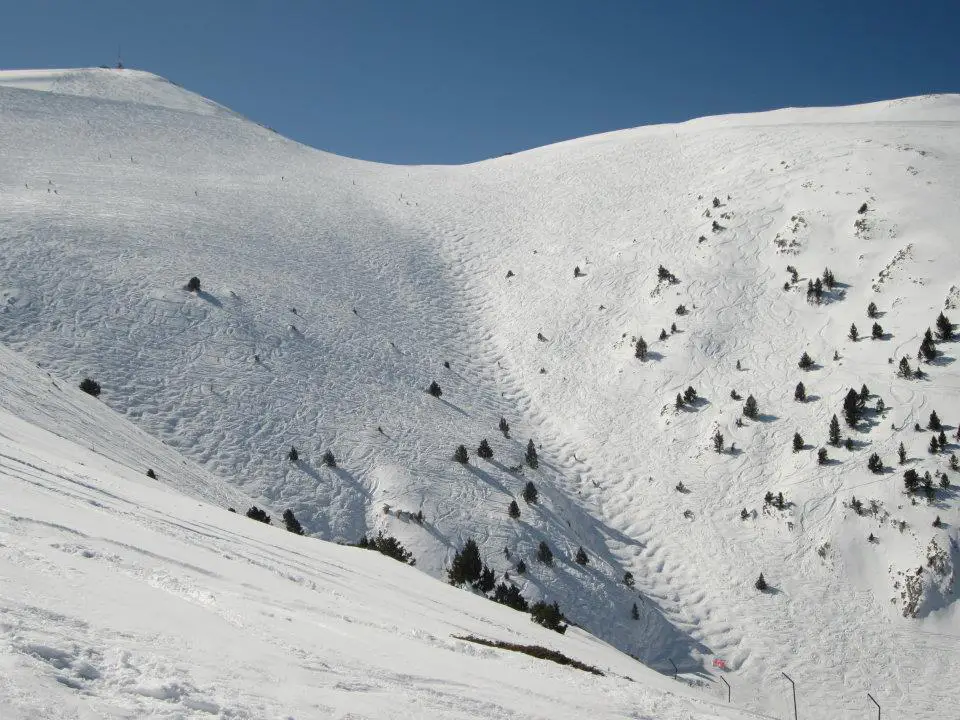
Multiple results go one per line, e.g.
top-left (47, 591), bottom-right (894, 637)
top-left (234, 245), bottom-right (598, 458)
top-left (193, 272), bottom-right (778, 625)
top-left (356, 532), bottom-right (416, 565)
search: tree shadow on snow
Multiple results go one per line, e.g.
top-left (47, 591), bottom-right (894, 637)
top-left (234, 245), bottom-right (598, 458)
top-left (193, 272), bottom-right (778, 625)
top-left (467, 463), bottom-right (508, 494)
top-left (753, 413), bottom-right (779, 423)
top-left (437, 397), bottom-right (469, 417)
top-left (196, 290), bottom-right (223, 308)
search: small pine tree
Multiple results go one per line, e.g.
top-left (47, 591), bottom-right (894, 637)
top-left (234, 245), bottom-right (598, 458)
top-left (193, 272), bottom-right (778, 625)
top-left (928, 410), bottom-right (942, 431)
top-left (322, 450), bottom-right (336, 467)
top-left (939, 430), bottom-right (947, 447)
top-left (288, 446), bottom-right (299, 462)
top-left (904, 468), bottom-right (920, 492)
top-left (499, 417), bottom-right (510, 438)
top-left (623, 571), bottom-right (635, 588)
top-left (186, 276), bottom-right (201, 292)
top-left (448, 539), bottom-right (483, 585)
top-left (898, 442), bottom-right (906, 464)
top-left (860, 384), bottom-right (870, 403)
top-left (867, 301), bottom-right (878, 318)
top-left (492, 582), bottom-right (529, 611)
top-left (933, 515), bottom-right (942, 528)
top-left (849, 323), bottom-right (859, 341)
top-left (712, 429), bottom-right (724, 453)
top-left (872, 322), bottom-right (883, 339)
top-left (537, 540), bottom-right (553, 565)
top-left (477, 439), bottom-right (493, 459)
top-left (951, 453), bottom-right (959, 471)
top-left (525, 439), bottom-right (539, 469)
top-left (453, 444), bottom-right (469, 464)
top-left (898, 356), bottom-right (912, 378)
top-left (755, 573), bottom-right (768, 591)
top-left (79, 378), bottom-right (101, 397)
top-left (659, 328), bottom-right (668, 341)
top-left (844, 437), bottom-right (854, 451)
top-left (817, 447), bottom-right (828, 465)
top-left (477, 564), bottom-right (495, 593)
top-left (929, 435), bottom-right (940, 454)
top-left (829, 414), bottom-right (842, 446)
top-left (792, 433), bottom-right (804, 453)
top-left (743, 395), bottom-right (758, 420)
top-left (867, 453), bottom-right (883, 473)
top-left (508, 500), bottom-right (521, 519)
top-left (146, 469), bottom-right (157, 479)
top-left (684, 386), bottom-right (697, 403)
top-left (843, 388), bottom-right (861, 428)
top-left (530, 600), bottom-right (566, 633)
top-left (635, 337), bottom-right (648, 360)
top-left (246, 506), bottom-right (271, 524)
top-left (671, 322), bottom-right (678, 333)
top-left (516, 559), bottom-right (527, 574)
top-left (575, 547), bottom-right (588, 565)
top-left (574, 265), bottom-right (581, 277)
top-left (798, 352), bottom-right (813, 370)
top-left (795, 381), bottom-right (806, 402)
top-left (936, 312), bottom-right (953, 341)
top-left (282, 509), bottom-right (305, 535)
top-left (428, 380), bottom-right (442, 397)
top-left (675, 393), bottom-right (685, 410)
top-left (740, 507), bottom-right (750, 520)
top-left (523, 480), bottom-right (538, 504)
top-left (631, 602), bottom-right (639, 620)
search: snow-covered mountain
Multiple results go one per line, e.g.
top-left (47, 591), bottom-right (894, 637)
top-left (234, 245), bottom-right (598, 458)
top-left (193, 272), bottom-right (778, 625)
top-left (1, 67), bottom-right (957, 718)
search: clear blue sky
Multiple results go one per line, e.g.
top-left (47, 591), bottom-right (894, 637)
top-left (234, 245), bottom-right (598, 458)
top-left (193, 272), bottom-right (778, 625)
top-left (1, 1), bottom-right (956, 164)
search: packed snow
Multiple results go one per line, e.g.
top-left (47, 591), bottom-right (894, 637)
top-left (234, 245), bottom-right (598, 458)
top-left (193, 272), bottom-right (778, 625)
top-left (0, 68), bottom-right (957, 718)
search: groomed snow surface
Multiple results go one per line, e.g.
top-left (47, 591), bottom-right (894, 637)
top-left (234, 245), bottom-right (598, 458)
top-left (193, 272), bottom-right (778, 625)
top-left (0, 68), bottom-right (958, 718)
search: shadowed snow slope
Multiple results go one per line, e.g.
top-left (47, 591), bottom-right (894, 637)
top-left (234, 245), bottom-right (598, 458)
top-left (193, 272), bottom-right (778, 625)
top-left (0, 68), bottom-right (958, 718)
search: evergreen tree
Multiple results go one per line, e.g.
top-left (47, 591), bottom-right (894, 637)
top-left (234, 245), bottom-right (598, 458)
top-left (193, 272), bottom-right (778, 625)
top-left (817, 447), bottom-right (828, 464)
top-left (843, 388), bottom-right (861, 428)
top-left (659, 328), bottom-right (668, 341)
top-left (823, 268), bottom-right (835, 289)
top-left (428, 380), bottom-right (442, 397)
top-left (743, 395), bottom-right (758, 420)
top-left (684, 386), bottom-right (697, 403)
top-left (933, 515), bottom-right (942, 528)
top-left (712, 429), bottom-right (724, 453)
top-left (516, 559), bottom-right (527, 574)
top-left (929, 435), bottom-right (940, 454)
top-left (675, 393), bottom-right (685, 410)
top-left (537, 540), bottom-right (553, 566)
top-left (798, 352), bottom-right (814, 370)
top-left (477, 439), bottom-right (493, 459)
top-left (525, 439), bottom-right (539, 469)
top-left (849, 323), bottom-right (859, 341)
top-left (898, 356), bottom-right (913, 378)
top-left (867, 453), bottom-right (883, 473)
top-left (920, 336), bottom-right (937, 362)
top-left (904, 469), bottom-right (920, 492)
top-left (282, 509), bottom-right (305, 535)
top-left (288, 446), bottom-right (299, 462)
top-left (146, 469), bottom-right (157, 479)
top-left (740, 507), bottom-right (750, 520)
top-left (898, 442), bottom-right (906, 464)
top-left (671, 322), bottom-right (678, 333)
top-left (939, 430), bottom-right (947, 446)
top-left (453, 444), bottom-right (469, 464)
top-left (829, 414), bottom-right (841, 446)
top-left (499, 417), bottom-right (510, 437)
top-left (867, 301), bottom-right (878, 318)
top-left (79, 378), bottom-right (101, 397)
top-left (492, 582), bottom-right (529, 611)
top-left (795, 381), bottom-right (806, 402)
top-left (814, 277), bottom-right (823, 302)
top-left (322, 450), bottom-right (336, 467)
top-left (246, 506), bottom-right (271, 524)
top-left (872, 322), bottom-right (883, 339)
top-left (623, 571), bottom-right (635, 588)
top-left (755, 573), bottom-right (768, 591)
top-left (631, 602), bottom-right (640, 620)
top-left (928, 410), bottom-right (942, 431)
top-left (186, 276), bottom-right (201, 292)
top-left (635, 337), bottom-right (647, 360)
top-left (530, 601), bottom-right (567, 633)
top-left (477, 564), bottom-right (496, 593)
top-left (448, 539), bottom-right (483, 585)
top-left (575, 547), bottom-right (588, 565)
top-left (508, 500), bottom-right (521, 519)
top-left (844, 437), bottom-right (854, 451)
top-left (952, 453), bottom-right (960, 472)
top-left (793, 432), bottom-right (804, 453)
top-left (523, 481), bottom-right (539, 504)
top-left (936, 312), bottom-right (953, 341)
top-left (860, 384), bottom-right (870, 403)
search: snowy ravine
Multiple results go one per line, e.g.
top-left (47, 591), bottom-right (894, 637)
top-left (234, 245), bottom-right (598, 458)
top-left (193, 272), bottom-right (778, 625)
top-left (1, 68), bottom-right (958, 718)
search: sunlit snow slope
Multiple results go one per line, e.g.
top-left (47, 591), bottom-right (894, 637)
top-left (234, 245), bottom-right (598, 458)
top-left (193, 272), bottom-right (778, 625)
top-left (1, 68), bottom-right (958, 718)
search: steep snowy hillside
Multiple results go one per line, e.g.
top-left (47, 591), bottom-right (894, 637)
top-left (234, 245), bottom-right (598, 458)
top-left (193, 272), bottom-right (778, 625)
top-left (0, 68), bottom-right (958, 718)
top-left (0, 353), bottom-right (753, 719)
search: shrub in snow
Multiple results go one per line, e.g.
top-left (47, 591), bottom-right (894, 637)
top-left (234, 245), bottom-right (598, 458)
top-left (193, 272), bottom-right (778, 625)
top-left (676, 304), bottom-right (687, 315)
top-left (362, 532), bottom-right (415, 565)
top-left (79, 378), bottom-right (101, 397)
top-left (508, 500), bottom-right (521, 519)
top-left (575, 547), bottom-right (588, 565)
top-left (288, 446), bottom-right (299, 462)
top-left (623, 571), bottom-right (635, 588)
top-left (428, 380), bottom-right (442, 397)
top-left (186, 276), bottom-right (200, 292)
top-left (453, 445), bottom-right (469, 464)
top-left (146, 469), bottom-right (157, 479)
top-left (322, 450), bottom-right (336, 467)
top-left (246, 506), bottom-right (271, 524)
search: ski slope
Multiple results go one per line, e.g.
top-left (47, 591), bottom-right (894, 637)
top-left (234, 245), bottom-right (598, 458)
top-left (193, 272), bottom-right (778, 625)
top-left (0, 68), bottom-right (958, 718)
